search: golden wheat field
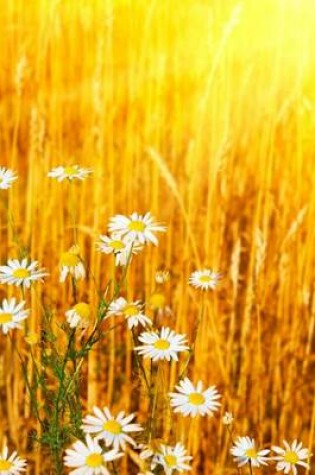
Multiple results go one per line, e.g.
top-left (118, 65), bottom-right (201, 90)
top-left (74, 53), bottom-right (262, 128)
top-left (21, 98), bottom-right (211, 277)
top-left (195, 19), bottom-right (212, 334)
top-left (1, 0), bottom-right (315, 473)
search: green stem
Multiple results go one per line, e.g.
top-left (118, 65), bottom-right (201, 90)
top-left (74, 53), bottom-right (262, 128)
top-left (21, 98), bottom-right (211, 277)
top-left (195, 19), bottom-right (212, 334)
top-left (9, 334), bottom-right (43, 427)
top-left (179, 294), bottom-right (205, 380)
top-left (69, 181), bottom-right (78, 246)
top-left (51, 329), bottom-right (76, 473)
top-left (226, 427), bottom-right (241, 475)
top-left (147, 362), bottom-right (160, 442)
top-left (131, 329), bottom-right (150, 392)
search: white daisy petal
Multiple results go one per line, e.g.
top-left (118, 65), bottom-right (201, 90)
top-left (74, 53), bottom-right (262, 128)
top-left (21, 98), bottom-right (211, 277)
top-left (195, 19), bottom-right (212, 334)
top-left (48, 165), bottom-right (92, 182)
top-left (106, 298), bottom-right (152, 329)
top-left (153, 442), bottom-right (192, 475)
top-left (230, 436), bottom-right (270, 468)
top-left (0, 444), bottom-right (27, 474)
top-left (0, 167), bottom-right (18, 189)
top-left (188, 269), bottom-right (221, 291)
top-left (108, 212), bottom-right (166, 246)
top-left (135, 327), bottom-right (188, 362)
top-left (272, 440), bottom-right (310, 474)
top-left (0, 259), bottom-right (48, 289)
top-left (64, 435), bottom-right (122, 474)
top-left (81, 407), bottom-right (143, 451)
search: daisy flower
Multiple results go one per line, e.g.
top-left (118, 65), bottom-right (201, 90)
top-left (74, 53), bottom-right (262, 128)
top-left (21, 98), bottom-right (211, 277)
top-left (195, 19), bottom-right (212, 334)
top-left (135, 327), bottom-right (189, 362)
top-left (97, 233), bottom-right (143, 266)
top-left (48, 165), bottom-right (92, 182)
top-left (24, 332), bottom-right (39, 346)
top-left (155, 270), bottom-right (170, 284)
top-left (64, 434), bottom-right (122, 475)
top-left (230, 436), bottom-right (270, 467)
top-left (154, 443), bottom-right (192, 475)
top-left (106, 297), bottom-right (152, 329)
top-left (0, 258), bottom-right (48, 288)
top-left (222, 411), bottom-right (234, 426)
top-left (0, 298), bottom-right (29, 335)
top-left (59, 247), bottom-right (85, 282)
top-left (66, 302), bottom-right (92, 329)
top-left (148, 292), bottom-right (172, 319)
top-left (138, 439), bottom-right (166, 473)
top-left (0, 167), bottom-right (18, 190)
top-left (82, 406), bottom-right (143, 451)
top-left (169, 377), bottom-right (221, 417)
top-left (188, 269), bottom-right (221, 291)
top-left (272, 440), bottom-right (310, 474)
top-left (108, 212), bottom-right (166, 246)
top-left (0, 445), bottom-right (27, 473)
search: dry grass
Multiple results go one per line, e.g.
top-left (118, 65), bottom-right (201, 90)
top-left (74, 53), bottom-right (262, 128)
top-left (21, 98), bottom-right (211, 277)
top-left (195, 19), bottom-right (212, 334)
top-left (1, 0), bottom-right (315, 473)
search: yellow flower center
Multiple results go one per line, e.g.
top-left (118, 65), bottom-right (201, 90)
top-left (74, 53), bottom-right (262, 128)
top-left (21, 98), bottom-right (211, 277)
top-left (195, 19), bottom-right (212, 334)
top-left (64, 166), bottom-right (78, 176)
top-left (199, 275), bottom-right (213, 283)
top-left (149, 293), bottom-right (166, 309)
top-left (25, 332), bottom-right (39, 345)
top-left (0, 313), bottom-right (13, 324)
top-left (0, 460), bottom-right (12, 470)
top-left (12, 268), bottom-right (30, 279)
top-left (85, 453), bottom-right (103, 468)
top-left (128, 220), bottom-right (146, 232)
top-left (0, 178), bottom-right (3, 184)
top-left (245, 448), bottom-right (257, 459)
top-left (60, 252), bottom-right (80, 267)
top-left (73, 302), bottom-right (90, 319)
top-left (103, 420), bottom-right (122, 434)
top-left (164, 455), bottom-right (177, 467)
top-left (188, 392), bottom-right (205, 405)
top-left (154, 338), bottom-right (170, 350)
top-left (109, 240), bottom-right (125, 250)
top-left (123, 304), bottom-right (138, 316)
top-left (284, 451), bottom-right (299, 464)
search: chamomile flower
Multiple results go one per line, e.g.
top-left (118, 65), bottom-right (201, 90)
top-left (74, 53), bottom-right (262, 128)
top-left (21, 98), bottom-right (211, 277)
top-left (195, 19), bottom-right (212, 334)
top-left (0, 258), bottom-right (48, 288)
top-left (230, 436), bottom-right (270, 467)
top-left (66, 302), bottom-right (92, 329)
top-left (82, 406), bottom-right (143, 451)
top-left (155, 270), bottom-right (170, 284)
top-left (48, 165), bottom-right (92, 182)
top-left (108, 212), bottom-right (166, 246)
top-left (24, 332), bottom-right (39, 346)
top-left (222, 411), bottom-right (234, 426)
top-left (0, 299), bottom-right (29, 335)
top-left (154, 443), bottom-right (192, 475)
top-left (0, 445), bottom-right (27, 474)
top-left (59, 247), bottom-right (85, 282)
top-left (97, 234), bottom-right (143, 266)
top-left (272, 440), bottom-right (310, 474)
top-left (64, 434), bottom-right (122, 475)
top-left (148, 292), bottom-right (172, 315)
top-left (0, 167), bottom-right (17, 190)
top-left (106, 297), bottom-right (152, 329)
top-left (135, 327), bottom-right (189, 362)
top-left (136, 443), bottom-right (158, 474)
top-left (189, 269), bottom-right (221, 291)
top-left (169, 377), bottom-right (221, 417)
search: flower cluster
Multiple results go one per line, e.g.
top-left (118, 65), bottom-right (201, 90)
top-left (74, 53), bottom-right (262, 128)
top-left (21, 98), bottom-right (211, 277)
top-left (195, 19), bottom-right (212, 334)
top-left (97, 212), bottom-right (166, 268)
top-left (1, 164), bottom-right (312, 475)
top-left (230, 436), bottom-right (311, 473)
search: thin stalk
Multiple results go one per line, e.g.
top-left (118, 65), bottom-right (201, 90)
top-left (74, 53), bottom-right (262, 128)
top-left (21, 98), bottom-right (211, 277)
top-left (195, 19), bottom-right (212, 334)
top-left (69, 181), bottom-right (78, 246)
top-left (9, 334), bottom-right (43, 427)
top-left (147, 362), bottom-right (160, 442)
top-left (179, 293), bottom-right (205, 380)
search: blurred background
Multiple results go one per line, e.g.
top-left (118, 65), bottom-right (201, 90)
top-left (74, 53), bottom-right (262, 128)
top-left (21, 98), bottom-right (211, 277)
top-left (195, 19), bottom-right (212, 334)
top-left (1, 0), bottom-right (315, 473)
